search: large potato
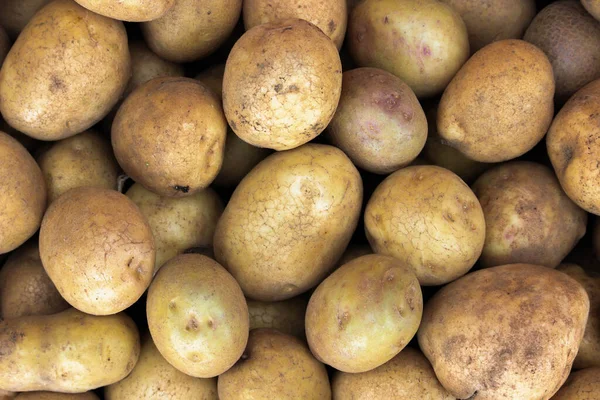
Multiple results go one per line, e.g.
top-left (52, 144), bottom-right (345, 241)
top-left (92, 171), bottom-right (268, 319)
top-left (0, 0), bottom-right (51, 39)
top-left (39, 187), bottom-right (155, 315)
top-left (552, 368), bottom-right (600, 399)
top-left (0, 0), bottom-right (130, 141)
top-left (214, 144), bottom-right (363, 301)
top-left (306, 254), bottom-right (422, 373)
top-left (248, 297), bottom-right (307, 338)
top-left (582, 0), bottom-right (600, 21)
top-left (365, 165), bottom-right (485, 286)
top-left (418, 264), bottom-right (590, 400)
top-left (348, 0), bottom-right (469, 98)
top-left (223, 19), bottom-right (342, 151)
top-left (438, 40), bottom-right (555, 163)
top-left (217, 329), bottom-right (331, 400)
top-left (73, 0), bottom-right (175, 21)
top-left (0, 308), bottom-right (140, 393)
top-left (16, 393), bottom-right (99, 399)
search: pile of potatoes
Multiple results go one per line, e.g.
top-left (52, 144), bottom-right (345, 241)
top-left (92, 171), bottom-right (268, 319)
top-left (2, 0), bottom-right (600, 399)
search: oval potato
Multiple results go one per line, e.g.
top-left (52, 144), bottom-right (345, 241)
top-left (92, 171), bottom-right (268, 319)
top-left (73, 0), bottom-right (175, 22)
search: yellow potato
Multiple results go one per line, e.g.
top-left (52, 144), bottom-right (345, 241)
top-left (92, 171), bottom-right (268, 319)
top-left (248, 297), bottom-right (307, 338)
top-left (0, 0), bottom-right (51, 39)
top-left (126, 40), bottom-right (184, 95)
top-left (582, 0), bottom-right (600, 21)
top-left (15, 392), bottom-right (99, 399)
top-left (552, 367), bottom-right (600, 399)
top-left (73, 0), bottom-right (175, 22)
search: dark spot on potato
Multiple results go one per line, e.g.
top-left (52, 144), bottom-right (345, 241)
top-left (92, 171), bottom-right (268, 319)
top-left (174, 185), bottom-right (190, 193)
top-left (127, 257), bottom-right (134, 267)
top-left (0, 329), bottom-right (24, 357)
top-left (274, 83), bottom-right (283, 93)
top-left (280, 26), bottom-right (293, 32)
top-left (207, 10), bottom-right (211, 15)
top-left (230, 121), bottom-right (237, 130)
top-left (384, 16), bottom-right (389, 24)
top-left (169, 300), bottom-right (176, 310)
top-left (328, 19), bottom-right (336, 33)
top-left (562, 146), bottom-right (574, 167)
top-left (422, 45), bottom-right (431, 56)
top-left (50, 75), bottom-right (66, 93)
top-left (337, 311), bottom-right (350, 330)
top-left (186, 317), bottom-right (199, 331)
top-left (443, 334), bottom-right (466, 359)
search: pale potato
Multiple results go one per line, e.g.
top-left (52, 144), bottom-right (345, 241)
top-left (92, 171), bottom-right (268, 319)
top-left (551, 368), bottom-right (600, 399)
top-left (248, 297), bottom-right (307, 338)
top-left (73, 0), bottom-right (175, 22)
top-left (0, 0), bottom-right (51, 39)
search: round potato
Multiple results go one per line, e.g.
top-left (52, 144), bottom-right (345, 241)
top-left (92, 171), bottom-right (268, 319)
top-left (306, 254), bottom-right (422, 373)
top-left (0, 0), bottom-right (50, 39)
top-left (582, 0), bottom-right (600, 21)
top-left (16, 393), bottom-right (99, 399)
top-left (218, 328), bottom-right (331, 400)
top-left (328, 67), bottom-right (427, 174)
top-left (348, 0), bottom-right (469, 98)
top-left (365, 165), bottom-right (485, 286)
top-left (0, 131), bottom-right (46, 254)
top-left (0, 26), bottom-right (9, 67)
top-left (214, 144), bottom-right (363, 301)
top-left (126, 40), bottom-right (184, 95)
top-left (39, 187), bottom-right (155, 316)
top-left (552, 368), bottom-right (600, 399)
top-left (147, 254), bottom-right (249, 378)
top-left (73, 0), bottom-right (175, 22)
top-left (0, 0), bottom-right (130, 141)
top-left (223, 19), bottom-right (342, 151)
top-left (418, 264), bottom-right (590, 400)
top-left (248, 297), bottom-right (307, 338)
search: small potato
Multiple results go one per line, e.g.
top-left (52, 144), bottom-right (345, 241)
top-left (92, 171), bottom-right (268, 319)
top-left (73, 0), bottom-right (175, 22)
top-left (248, 297), bottom-right (307, 338)
top-left (327, 67), bottom-right (427, 174)
top-left (0, 0), bottom-right (50, 39)
top-left (365, 165), bottom-right (485, 286)
top-left (217, 329), bottom-right (331, 400)
top-left (0, 308), bottom-right (140, 393)
top-left (147, 254), bottom-right (249, 378)
top-left (582, 0), bottom-right (600, 21)
top-left (16, 392), bottom-right (99, 399)
top-left (126, 40), bottom-right (184, 95)
top-left (552, 368), bottom-right (600, 399)
top-left (0, 26), bottom-right (9, 67)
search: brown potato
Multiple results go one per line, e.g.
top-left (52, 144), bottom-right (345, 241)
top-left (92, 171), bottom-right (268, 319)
top-left (214, 144), bottom-right (363, 301)
top-left (217, 328), bottom-right (331, 400)
top-left (126, 40), bottom-right (184, 95)
top-left (365, 165), bottom-right (485, 286)
top-left (582, 0), bottom-right (600, 21)
top-left (418, 264), bottom-right (590, 400)
top-left (248, 297), bottom-right (307, 338)
top-left (0, 26), bottom-right (9, 67)
top-left (39, 187), bottom-right (155, 316)
top-left (552, 367), bottom-right (600, 399)
top-left (0, 0), bottom-right (130, 141)
top-left (223, 19), bottom-right (342, 151)
top-left (327, 67), bottom-right (427, 174)
top-left (73, 0), bottom-right (175, 22)
top-left (0, 0), bottom-right (51, 39)
top-left (16, 393), bottom-right (99, 399)
top-left (348, 0), bottom-right (469, 98)
top-left (472, 162), bottom-right (587, 269)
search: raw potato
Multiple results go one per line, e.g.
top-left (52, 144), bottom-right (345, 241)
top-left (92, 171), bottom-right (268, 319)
top-left (0, 308), bottom-right (140, 393)
top-left (0, 0), bottom-right (130, 141)
top-left (39, 187), bottom-right (155, 316)
top-left (37, 130), bottom-right (119, 204)
top-left (217, 329), bottom-right (331, 400)
top-left (0, 0), bottom-right (51, 39)
top-left (223, 19), bottom-right (342, 151)
top-left (328, 67), bottom-right (427, 174)
top-left (126, 40), bottom-right (184, 95)
top-left (364, 165), bottom-right (485, 286)
top-left (147, 254), bottom-right (249, 378)
top-left (306, 254), bottom-right (423, 373)
top-left (348, 0), bottom-right (470, 98)
top-left (248, 297), bottom-right (307, 338)
top-left (126, 183), bottom-right (223, 274)
top-left (214, 144), bottom-right (363, 301)
top-left (105, 337), bottom-right (218, 400)
top-left (243, 0), bottom-right (347, 49)
top-left (0, 26), bottom-right (9, 67)
top-left (332, 347), bottom-right (455, 400)
top-left (16, 393), bottom-right (99, 399)
top-left (472, 162), bottom-right (587, 269)
top-left (582, 0), bottom-right (600, 21)
top-left (0, 131), bottom-right (46, 254)
top-left (141, 0), bottom-right (242, 63)
top-left (73, 0), bottom-right (175, 22)
top-left (418, 264), bottom-right (590, 400)
top-left (552, 368), bottom-right (600, 399)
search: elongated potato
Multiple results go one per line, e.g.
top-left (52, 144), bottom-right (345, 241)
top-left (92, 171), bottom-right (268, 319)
top-left (73, 0), bottom-right (175, 22)
top-left (16, 392), bottom-right (99, 399)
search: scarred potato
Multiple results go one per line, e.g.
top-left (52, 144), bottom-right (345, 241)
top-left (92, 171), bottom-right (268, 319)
top-left (73, 0), bottom-right (175, 22)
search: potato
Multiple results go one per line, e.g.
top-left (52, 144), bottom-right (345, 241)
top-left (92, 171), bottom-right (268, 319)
top-left (126, 183), bottom-right (223, 274)
top-left (327, 67), bottom-right (427, 174)
top-left (141, 0), bottom-right (242, 63)
top-left (126, 40), bottom-right (184, 95)
top-left (248, 297), bottom-right (307, 338)
top-left (0, 308), bottom-right (140, 393)
top-left (217, 328), bottom-right (331, 400)
top-left (0, 0), bottom-right (50, 39)
top-left (73, 0), bottom-right (175, 21)
top-left (0, 131), bottom-right (46, 254)
top-left (472, 162), bottom-right (587, 269)
top-left (37, 130), bottom-right (119, 204)
top-left (0, 0), bottom-right (130, 141)
top-left (223, 19), bottom-right (342, 151)
top-left (147, 254), bottom-right (248, 378)
top-left (0, 26), bottom-right (9, 67)
top-left (552, 368), bottom-right (600, 399)
top-left (105, 336), bottom-right (218, 400)
top-left (348, 0), bottom-right (469, 98)
top-left (418, 264), bottom-right (590, 400)
top-left (243, 0), bottom-right (347, 49)
top-left (214, 144), bottom-right (362, 301)
top-left (0, 242), bottom-right (68, 319)
top-left (582, 0), bottom-right (600, 21)
top-left (332, 347), bottom-right (454, 400)
top-left (16, 393), bottom-right (99, 399)
top-left (39, 187), bottom-right (155, 315)
top-left (365, 165), bottom-right (485, 286)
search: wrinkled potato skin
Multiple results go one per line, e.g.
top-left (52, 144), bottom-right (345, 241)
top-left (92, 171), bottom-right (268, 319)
top-left (0, 0), bottom-right (51, 39)
top-left (223, 19), bottom-right (342, 151)
top-left (0, 0), bottom-right (130, 141)
top-left (473, 162), bottom-right (587, 269)
top-left (0, 308), bottom-right (140, 393)
top-left (552, 367), bottom-right (600, 399)
top-left (16, 392), bottom-right (99, 399)
top-left (418, 264), bottom-right (590, 400)
top-left (0, 27), bottom-right (9, 67)
top-left (248, 297), bottom-right (307, 338)
top-left (332, 347), bottom-right (455, 400)
top-left (126, 40), bottom-right (184, 95)
top-left (306, 254), bottom-right (423, 373)
top-left (365, 165), bottom-right (485, 286)
top-left (0, 132), bottom-right (46, 254)
top-left (438, 40), bottom-right (555, 163)
top-left (214, 144), bottom-right (363, 301)
top-left (582, 0), bottom-right (600, 21)
top-left (39, 187), bottom-right (155, 316)
top-left (217, 329), bottom-right (331, 400)
top-left (73, 0), bottom-right (175, 22)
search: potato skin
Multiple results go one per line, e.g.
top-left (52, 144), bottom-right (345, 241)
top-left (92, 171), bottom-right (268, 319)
top-left (552, 367), bottom-right (600, 399)
top-left (0, 308), bottom-right (140, 393)
top-left (223, 19), bottom-right (342, 151)
top-left (39, 187), bottom-right (155, 316)
top-left (582, 0), bottom-right (600, 21)
top-left (418, 264), bottom-right (590, 400)
top-left (438, 39), bottom-right (555, 163)
top-left (73, 0), bottom-right (175, 22)
top-left (248, 297), bottom-right (307, 339)
top-left (126, 40), bottom-right (184, 95)
top-left (214, 144), bottom-right (363, 301)
top-left (217, 329), bottom-right (331, 400)
top-left (0, 0), bottom-right (130, 141)
top-left (16, 392), bottom-right (99, 399)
